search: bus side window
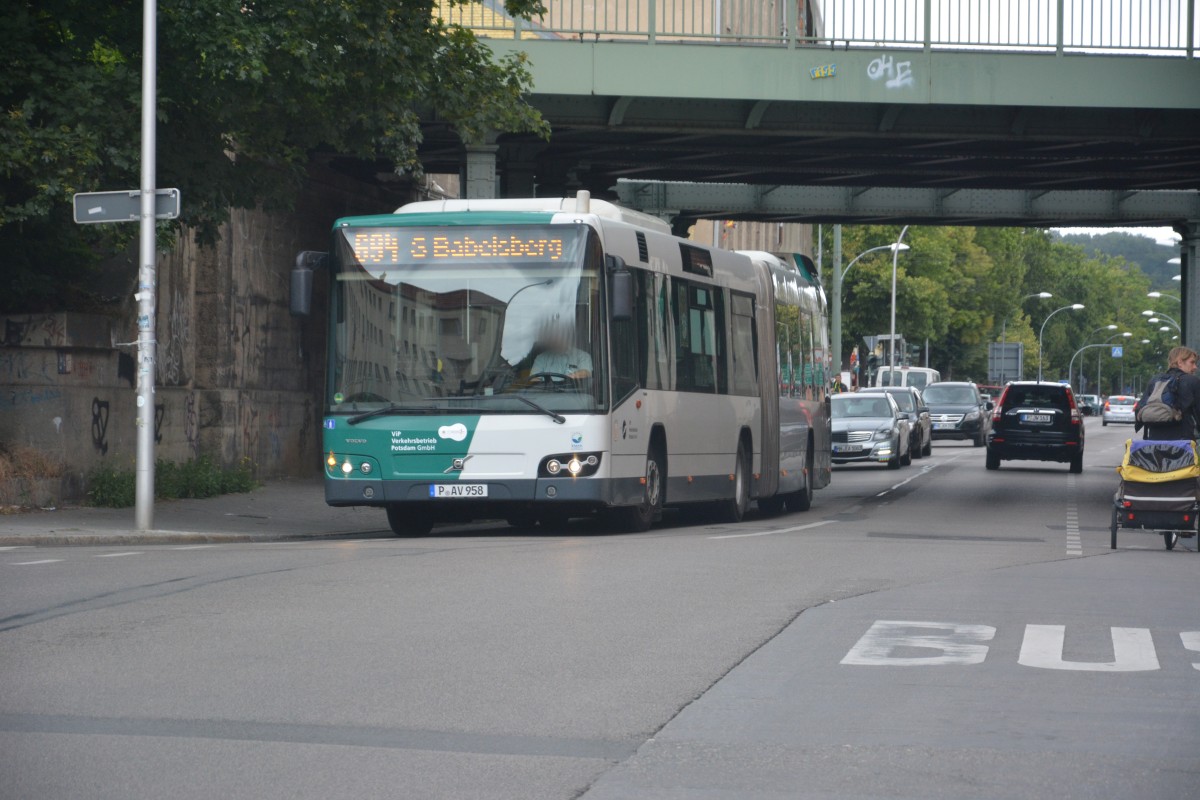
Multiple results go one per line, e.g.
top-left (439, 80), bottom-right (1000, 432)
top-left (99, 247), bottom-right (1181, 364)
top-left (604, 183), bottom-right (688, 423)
top-left (730, 291), bottom-right (758, 396)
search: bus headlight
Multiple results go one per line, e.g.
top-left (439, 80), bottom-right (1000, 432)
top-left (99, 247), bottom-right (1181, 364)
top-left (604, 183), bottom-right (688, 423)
top-left (540, 452), bottom-right (602, 478)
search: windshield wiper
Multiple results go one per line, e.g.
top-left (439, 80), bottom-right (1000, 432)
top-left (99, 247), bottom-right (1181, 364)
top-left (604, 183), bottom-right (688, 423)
top-left (346, 404), bottom-right (438, 425)
top-left (513, 395), bottom-right (566, 424)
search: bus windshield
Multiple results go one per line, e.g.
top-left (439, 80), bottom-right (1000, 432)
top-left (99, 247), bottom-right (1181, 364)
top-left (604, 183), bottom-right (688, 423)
top-left (328, 224), bottom-right (608, 415)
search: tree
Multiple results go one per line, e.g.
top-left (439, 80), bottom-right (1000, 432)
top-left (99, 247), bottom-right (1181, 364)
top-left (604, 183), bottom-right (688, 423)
top-left (0, 0), bottom-right (550, 311)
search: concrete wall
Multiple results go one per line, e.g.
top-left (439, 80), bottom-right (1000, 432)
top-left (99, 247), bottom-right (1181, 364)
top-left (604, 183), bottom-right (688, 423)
top-left (0, 164), bottom-right (415, 504)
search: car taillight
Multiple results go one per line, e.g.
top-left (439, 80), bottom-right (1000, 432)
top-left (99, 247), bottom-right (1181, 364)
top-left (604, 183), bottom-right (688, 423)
top-left (1104, 401), bottom-right (1110, 410)
top-left (993, 386), bottom-right (1010, 422)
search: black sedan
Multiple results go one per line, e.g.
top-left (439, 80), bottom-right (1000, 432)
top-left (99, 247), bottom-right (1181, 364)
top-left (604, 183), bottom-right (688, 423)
top-left (924, 382), bottom-right (992, 447)
top-left (831, 393), bottom-right (912, 470)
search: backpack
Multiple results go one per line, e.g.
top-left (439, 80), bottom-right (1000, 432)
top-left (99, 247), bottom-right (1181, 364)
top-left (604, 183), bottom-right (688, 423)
top-left (1137, 373), bottom-right (1183, 424)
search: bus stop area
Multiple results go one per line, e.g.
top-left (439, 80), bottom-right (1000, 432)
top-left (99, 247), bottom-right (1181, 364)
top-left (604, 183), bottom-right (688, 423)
top-left (0, 479), bottom-right (387, 546)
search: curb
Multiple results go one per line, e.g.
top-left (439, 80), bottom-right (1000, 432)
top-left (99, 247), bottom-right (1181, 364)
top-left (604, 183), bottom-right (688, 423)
top-left (0, 530), bottom-right (392, 547)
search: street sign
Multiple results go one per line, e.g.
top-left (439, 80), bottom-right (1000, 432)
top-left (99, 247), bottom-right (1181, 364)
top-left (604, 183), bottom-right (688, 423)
top-left (73, 189), bottom-right (180, 224)
top-left (1112, 346), bottom-right (1124, 358)
top-left (988, 342), bottom-right (1024, 383)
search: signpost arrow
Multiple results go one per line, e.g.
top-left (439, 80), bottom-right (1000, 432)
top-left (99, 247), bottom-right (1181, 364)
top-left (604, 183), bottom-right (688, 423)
top-left (73, 188), bottom-right (180, 224)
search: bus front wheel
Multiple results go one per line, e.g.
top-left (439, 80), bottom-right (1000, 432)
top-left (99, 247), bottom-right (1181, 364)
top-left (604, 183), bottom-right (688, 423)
top-left (609, 445), bottom-right (664, 533)
top-left (386, 504), bottom-right (433, 537)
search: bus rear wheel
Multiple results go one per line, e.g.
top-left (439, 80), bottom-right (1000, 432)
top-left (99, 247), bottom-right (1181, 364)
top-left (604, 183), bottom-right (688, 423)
top-left (386, 504), bottom-right (433, 537)
top-left (787, 450), bottom-right (815, 513)
top-left (609, 444), bottom-right (664, 533)
top-left (717, 440), bottom-right (751, 523)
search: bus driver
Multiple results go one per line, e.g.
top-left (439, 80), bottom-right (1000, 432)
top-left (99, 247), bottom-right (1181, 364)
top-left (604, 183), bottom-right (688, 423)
top-left (530, 320), bottom-right (592, 380)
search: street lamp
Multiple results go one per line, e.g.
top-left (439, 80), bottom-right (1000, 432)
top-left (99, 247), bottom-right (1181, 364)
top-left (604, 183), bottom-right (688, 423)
top-left (1143, 309), bottom-right (1181, 332)
top-left (888, 225), bottom-right (911, 371)
top-left (830, 240), bottom-right (910, 382)
top-left (997, 292), bottom-right (1053, 383)
top-left (1038, 303), bottom-right (1085, 382)
top-left (1069, 332), bottom-right (1130, 391)
top-left (1147, 291), bottom-right (1180, 303)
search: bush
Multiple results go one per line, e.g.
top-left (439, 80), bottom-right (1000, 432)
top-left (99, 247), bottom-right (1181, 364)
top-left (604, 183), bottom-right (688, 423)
top-left (87, 457), bottom-right (258, 508)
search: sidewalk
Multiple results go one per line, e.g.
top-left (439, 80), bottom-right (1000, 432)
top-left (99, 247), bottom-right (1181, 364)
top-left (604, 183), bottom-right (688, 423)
top-left (0, 479), bottom-right (391, 546)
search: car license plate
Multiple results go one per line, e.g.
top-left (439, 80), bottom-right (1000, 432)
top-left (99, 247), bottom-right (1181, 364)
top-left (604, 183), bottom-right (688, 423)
top-left (1021, 414), bottom-right (1052, 424)
top-left (833, 444), bottom-right (861, 453)
top-left (429, 483), bottom-right (488, 498)
top-left (933, 422), bottom-right (953, 430)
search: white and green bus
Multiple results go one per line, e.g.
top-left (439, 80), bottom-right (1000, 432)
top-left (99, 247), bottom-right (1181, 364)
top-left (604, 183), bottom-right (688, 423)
top-left (293, 193), bottom-right (831, 535)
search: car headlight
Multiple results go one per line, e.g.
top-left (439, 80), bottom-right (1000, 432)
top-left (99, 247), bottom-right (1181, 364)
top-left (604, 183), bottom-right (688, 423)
top-left (873, 427), bottom-right (893, 441)
top-left (964, 410), bottom-right (980, 422)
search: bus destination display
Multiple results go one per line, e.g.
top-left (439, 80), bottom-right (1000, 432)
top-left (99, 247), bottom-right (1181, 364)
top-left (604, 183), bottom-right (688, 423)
top-left (349, 229), bottom-right (568, 266)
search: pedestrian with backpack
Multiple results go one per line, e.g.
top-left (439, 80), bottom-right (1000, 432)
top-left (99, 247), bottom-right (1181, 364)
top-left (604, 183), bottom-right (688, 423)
top-left (1136, 346), bottom-right (1200, 440)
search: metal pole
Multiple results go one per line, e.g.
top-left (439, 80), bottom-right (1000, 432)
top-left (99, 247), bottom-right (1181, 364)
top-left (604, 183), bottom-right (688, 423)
top-left (999, 318), bottom-right (1007, 384)
top-left (831, 225), bottom-right (842, 377)
top-left (135, 0), bottom-right (158, 532)
top-left (889, 225), bottom-right (910, 371)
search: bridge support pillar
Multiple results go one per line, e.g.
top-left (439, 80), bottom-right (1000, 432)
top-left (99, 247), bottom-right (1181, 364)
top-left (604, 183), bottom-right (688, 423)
top-left (499, 144), bottom-right (540, 198)
top-left (463, 143), bottom-right (499, 199)
top-left (1180, 221), bottom-right (1200, 352)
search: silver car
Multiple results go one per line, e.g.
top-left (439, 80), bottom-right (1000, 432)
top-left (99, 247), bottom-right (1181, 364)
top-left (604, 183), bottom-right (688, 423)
top-left (1102, 395), bottom-right (1137, 426)
top-left (831, 393), bottom-right (912, 469)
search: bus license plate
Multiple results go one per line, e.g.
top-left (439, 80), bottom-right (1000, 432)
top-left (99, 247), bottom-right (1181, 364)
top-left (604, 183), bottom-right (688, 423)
top-left (430, 484), bottom-right (488, 498)
top-left (1021, 414), bottom-right (1052, 424)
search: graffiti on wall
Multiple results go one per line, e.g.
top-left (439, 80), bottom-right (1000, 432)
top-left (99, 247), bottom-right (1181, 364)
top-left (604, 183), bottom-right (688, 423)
top-left (0, 351), bottom-right (52, 382)
top-left (91, 397), bottom-right (110, 455)
top-left (0, 387), bottom-right (64, 412)
top-left (867, 54), bottom-right (913, 89)
top-left (185, 391), bottom-right (199, 457)
top-left (158, 288), bottom-right (190, 386)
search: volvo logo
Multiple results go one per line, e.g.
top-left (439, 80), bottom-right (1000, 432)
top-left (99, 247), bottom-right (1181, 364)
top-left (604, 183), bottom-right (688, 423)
top-left (443, 455), bottom-right (473, 474)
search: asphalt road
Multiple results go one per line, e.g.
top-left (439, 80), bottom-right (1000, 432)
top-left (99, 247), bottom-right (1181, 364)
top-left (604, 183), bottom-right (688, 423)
top-left (2, 418), bottom-right (1198, 799)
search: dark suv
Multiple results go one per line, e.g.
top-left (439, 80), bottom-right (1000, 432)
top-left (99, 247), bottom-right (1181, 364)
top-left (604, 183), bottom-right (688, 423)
top-left (986, 382), bottom-right (1084, 473)
top-left (924, 382), bottom-right (992, 446)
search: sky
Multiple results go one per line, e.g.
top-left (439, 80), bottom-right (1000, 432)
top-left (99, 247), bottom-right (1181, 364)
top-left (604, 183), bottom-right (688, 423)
top-left (1051, 227), bottom-right (1181, 247)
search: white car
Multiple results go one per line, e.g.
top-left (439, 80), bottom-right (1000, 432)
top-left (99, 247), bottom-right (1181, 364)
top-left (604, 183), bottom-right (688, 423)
top-left (1102, 395), bottom-right (1137, 426)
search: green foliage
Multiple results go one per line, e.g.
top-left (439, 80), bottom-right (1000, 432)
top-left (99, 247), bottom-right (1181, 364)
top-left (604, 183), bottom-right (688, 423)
top-left (824, 225), bottom-right (1161, 388)
top-left (87, 456), bottom-right (257, 508)
top-left (1057, 231), bottom-right (1180, 289)
top-left (2, 1), bottom-right (549, 311)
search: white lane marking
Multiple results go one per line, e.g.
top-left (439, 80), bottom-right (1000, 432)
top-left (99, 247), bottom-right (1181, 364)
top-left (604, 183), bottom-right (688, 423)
top-left (875, 455), bottom-right (960, 497)
top-left (1066, 473), bottom-right (1082, 556)
top-left (171, 545), bottom-right (217, 550)
top-left (0, 546), bottom-right (31, 551)
top-left (1181, 632), bottom-right (1200, 671)
top-left (1018, 625), bottom-right (1159, 672)
top-left (708, 520), bottom-right (834, 540)
top-left (95, 552), bottom-right (143, 558)
top-left (9, 559), bottom-right (63, 565)
top-left (841, 620), bottom-right (996, 666)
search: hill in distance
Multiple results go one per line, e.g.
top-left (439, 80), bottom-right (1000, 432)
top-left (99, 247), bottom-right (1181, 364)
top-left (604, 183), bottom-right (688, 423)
top-left (1052, 231), bottom-right (1180, 289)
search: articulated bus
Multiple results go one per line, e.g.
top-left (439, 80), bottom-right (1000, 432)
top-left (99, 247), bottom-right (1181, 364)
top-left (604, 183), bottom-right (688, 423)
top-left (292, 193), bottom-right (831, 535)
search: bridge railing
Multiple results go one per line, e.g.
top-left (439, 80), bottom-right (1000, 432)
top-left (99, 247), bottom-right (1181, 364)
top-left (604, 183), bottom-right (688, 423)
top-left (439, 0), bottom-right (1197, 57)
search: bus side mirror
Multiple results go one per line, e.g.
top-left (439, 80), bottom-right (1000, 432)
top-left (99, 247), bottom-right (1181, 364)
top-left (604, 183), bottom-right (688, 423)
top-left (607, 256), bottom-right (634, 322)
top-left (291, 251), bottom-right (326, 317)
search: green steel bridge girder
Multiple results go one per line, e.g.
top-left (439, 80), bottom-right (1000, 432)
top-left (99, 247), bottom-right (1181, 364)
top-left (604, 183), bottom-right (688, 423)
top-left (612, 182), bottom-right (1200, 228)
top-left (487, 39), bottom-right (1200, 112)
